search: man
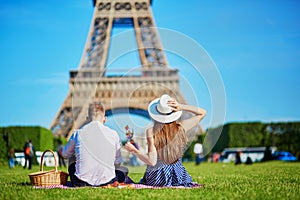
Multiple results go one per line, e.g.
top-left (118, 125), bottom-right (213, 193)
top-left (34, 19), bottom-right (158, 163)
top-left (62, 102), bottom-right (127, 187)
top-left (193, 142), bottom-right (203, 165)
top-left (23, 140), bottom-right (34, 170)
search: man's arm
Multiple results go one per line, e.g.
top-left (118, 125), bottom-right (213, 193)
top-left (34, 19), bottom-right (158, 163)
top-left (114, 133), bottom-right (122, 168)
top-left (61, 131), bottom-right (77, 159)
top-left (114, 148), bottom-right (121, 168)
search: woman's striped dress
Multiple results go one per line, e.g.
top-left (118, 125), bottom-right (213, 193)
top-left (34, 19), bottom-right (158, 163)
top-left (143, 159), bottom-right (193, 187)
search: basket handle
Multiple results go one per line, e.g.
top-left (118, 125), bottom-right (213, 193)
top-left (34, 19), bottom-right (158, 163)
top-left (40, 149), bottom-right (58, 172)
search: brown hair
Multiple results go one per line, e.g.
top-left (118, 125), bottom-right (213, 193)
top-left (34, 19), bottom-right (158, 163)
top-left (153, 121), bottom-right (187, 164)
top-left (88, 102), bottom-right (105, 118)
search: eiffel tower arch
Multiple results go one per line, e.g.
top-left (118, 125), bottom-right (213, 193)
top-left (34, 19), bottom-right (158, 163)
top-left (50, 0), bottom-right (190, 138)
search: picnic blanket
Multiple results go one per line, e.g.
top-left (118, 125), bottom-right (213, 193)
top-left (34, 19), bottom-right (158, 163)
top-left (32, 175), bottom-right (203, 189)
top-left (33, 181), bottom-right (203, 189)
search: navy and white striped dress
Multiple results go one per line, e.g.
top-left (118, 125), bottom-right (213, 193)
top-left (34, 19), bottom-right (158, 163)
top-left (143, 158), bottom-right (193, 187)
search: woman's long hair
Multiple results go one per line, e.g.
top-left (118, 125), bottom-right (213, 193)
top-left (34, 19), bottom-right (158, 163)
top-left (153, 121), bottom-right (187, 164)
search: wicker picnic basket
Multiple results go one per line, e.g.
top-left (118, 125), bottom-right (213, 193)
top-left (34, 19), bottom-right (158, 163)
top-left (28, 149), bottom-right (68, 186)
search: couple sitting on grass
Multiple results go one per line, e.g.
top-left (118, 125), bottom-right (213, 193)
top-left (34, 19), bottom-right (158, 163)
top-left (62, 94), bottom-right (206, 187)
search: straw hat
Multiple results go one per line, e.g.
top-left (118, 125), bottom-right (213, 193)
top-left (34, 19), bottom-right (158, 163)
top-left (148, 94), bottom-right (182, 123)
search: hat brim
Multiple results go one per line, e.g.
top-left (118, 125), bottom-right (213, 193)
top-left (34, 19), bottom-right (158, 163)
top-left (148, 98), bottom-right (182, 123)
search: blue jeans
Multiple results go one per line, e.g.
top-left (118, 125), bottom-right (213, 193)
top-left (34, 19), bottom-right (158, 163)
top-left (9, 158), bottom-right (14, 168)
top-left (195, 154), bottom-right (202, 165)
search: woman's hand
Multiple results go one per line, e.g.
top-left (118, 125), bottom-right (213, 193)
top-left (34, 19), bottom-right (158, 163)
top-left (124, 142), bottom-right (138, 154)
top-left (168, 98), bottom-right (182, 112)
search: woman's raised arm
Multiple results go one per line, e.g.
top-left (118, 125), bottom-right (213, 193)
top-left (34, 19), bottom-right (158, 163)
top-left (168, 99), bottom-right (206, 132)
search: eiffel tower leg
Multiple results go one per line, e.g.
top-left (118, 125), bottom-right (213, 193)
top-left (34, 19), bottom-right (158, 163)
top-left (50, 93), bottom-right (81, 137)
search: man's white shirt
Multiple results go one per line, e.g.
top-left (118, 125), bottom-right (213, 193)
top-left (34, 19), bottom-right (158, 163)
top-left (193, 143), bottom-right (203, 154)
top-left (62, 121), bottom-right (121, 185)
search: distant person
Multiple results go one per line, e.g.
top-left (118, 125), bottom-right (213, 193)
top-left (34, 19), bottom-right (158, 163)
top-left (124, 94), bottom-right (206, 186)
top-left (235, 151), bottom-right (242, 165)
top-left (8, 147), bottom-right (15, 169)
top-left (62, 102), bottom-right (128, 187)
top-left (296, 151), bottom-right (300, 162)
top-left (213, 152), bottom-right (220, 163)
top-left (262, 146), bottom-right (273, 162)
top-left (23, 140), bottom-right (34, 169)
top-left (57, 140), bottom-right (66, 167)
top-left (245, 156), bottom-right (253, 165)
top-left (193, 142), bottom-right (203, 165)
top-left (207, 154), bottom-right (213, 163)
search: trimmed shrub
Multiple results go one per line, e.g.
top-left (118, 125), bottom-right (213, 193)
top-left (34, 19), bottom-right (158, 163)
top-left (0, 126), bottom-right (54, 164)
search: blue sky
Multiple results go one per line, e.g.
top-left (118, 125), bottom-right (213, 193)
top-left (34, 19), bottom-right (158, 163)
top-left (0, 0), bottom-right (300, 136)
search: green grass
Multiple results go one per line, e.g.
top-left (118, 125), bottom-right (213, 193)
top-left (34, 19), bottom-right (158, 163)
top-left (0, 161), bottom-right (299, 200)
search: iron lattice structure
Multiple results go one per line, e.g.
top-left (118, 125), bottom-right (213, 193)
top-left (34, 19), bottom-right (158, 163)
top-left (51, 0), bottom-right (188, 138)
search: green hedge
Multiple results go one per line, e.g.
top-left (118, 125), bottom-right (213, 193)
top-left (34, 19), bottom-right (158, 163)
top-left (183, 121), bottom-right (300, 161)
top-left (0, 126), bottom-right (54, 163)
top-left (205, 122), bottom-right (300, 156)
top-left (0, 128), bottom-right (8, 164)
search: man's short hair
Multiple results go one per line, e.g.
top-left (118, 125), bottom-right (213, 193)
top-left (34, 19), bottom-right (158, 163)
top-left (88, 102), bottom-right (105, 118)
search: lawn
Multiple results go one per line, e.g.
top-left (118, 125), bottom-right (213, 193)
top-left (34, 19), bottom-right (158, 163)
top-left (0, 161), bottom-right (299, 200)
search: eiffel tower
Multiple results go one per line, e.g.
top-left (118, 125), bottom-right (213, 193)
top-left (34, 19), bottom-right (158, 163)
top-left (51, 0), bottom-right (187, 138)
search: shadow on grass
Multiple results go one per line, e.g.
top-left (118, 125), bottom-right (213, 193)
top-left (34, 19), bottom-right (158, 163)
top-left (16, 182), bottom-right (31, 186)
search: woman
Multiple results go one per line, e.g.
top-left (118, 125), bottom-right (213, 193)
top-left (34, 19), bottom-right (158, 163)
top-left (124, 94), bottom-right (206, 186)
top-left (8, 148), bottom-right (15, 169)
